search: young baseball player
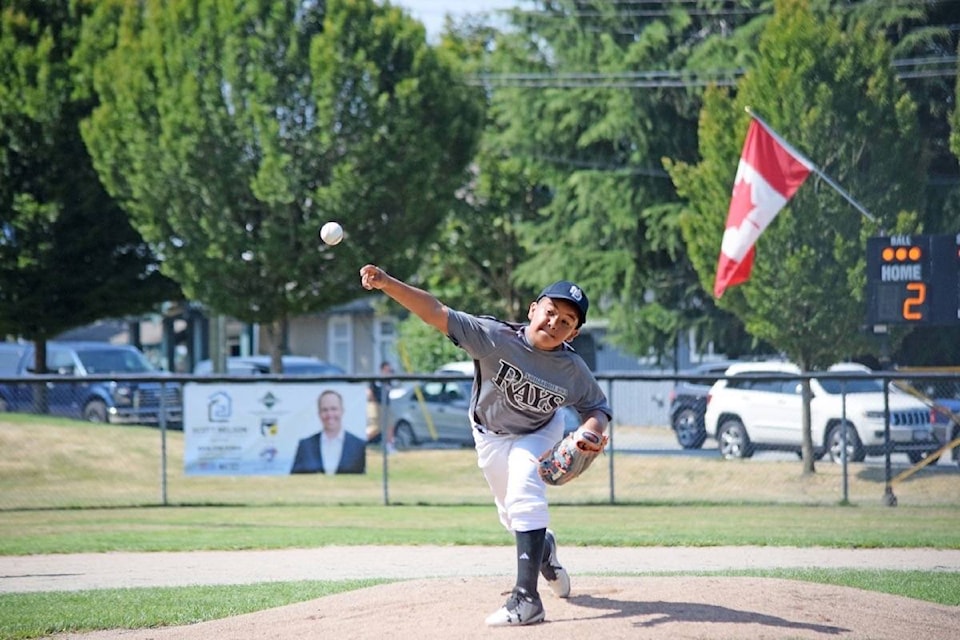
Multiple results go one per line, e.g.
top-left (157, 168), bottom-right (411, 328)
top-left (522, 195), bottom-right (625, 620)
top-left (359, 264), bottom-right (611, 626)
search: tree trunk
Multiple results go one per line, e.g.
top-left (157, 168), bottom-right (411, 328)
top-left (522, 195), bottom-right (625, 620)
top-left (801, 377), bottom-right (816, 474)
top-left (263, 318), bottom-right (288, 373)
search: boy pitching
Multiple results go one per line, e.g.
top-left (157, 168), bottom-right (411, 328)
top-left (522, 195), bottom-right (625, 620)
top-left (359, 264), bottom-right (611, 626)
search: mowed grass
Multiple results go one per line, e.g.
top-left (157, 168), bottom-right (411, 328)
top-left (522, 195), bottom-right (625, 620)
top-left (0, 580), bottom-right (385, 640)
top-left (3, 413), bottom-right (958, 511)
top-left (3, 502), bottom-right (960, 554)
top-left (2, 413), bottom-right (959, 553)
top-left (1, 414), bottom-right (959, 638)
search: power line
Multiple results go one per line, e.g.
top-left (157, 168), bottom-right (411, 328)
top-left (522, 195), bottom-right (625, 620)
top-left (470, 57), bottom-right (956, 88)
top-left (529, 153), bottom-right (671, 176)
top-left (472, 69), bottom-right (742, 88)
top-left (504, 0), bottom-right (958, 20)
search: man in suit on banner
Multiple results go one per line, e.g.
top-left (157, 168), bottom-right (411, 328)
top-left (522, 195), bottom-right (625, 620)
top-left (291, 389), bottom-right (366, 474)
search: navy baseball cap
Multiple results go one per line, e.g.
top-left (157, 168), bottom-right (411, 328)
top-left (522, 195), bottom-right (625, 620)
top-left (538, 281), bottom-right (589, 327)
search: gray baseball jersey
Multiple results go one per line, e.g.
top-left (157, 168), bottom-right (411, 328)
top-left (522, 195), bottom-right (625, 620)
top-left (446, 309), bottom-right (612, 435)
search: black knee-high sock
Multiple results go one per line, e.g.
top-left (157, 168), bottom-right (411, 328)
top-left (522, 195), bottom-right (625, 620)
top-left (515, 528), bottom-right (546, 595)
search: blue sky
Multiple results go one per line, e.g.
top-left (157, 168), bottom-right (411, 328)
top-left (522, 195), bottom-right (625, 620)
top-left (391, 0), bottom-right (519, 40)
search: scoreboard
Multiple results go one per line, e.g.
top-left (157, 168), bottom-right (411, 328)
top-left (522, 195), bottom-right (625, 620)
top-left (866, 234), bottom-right (960, 326)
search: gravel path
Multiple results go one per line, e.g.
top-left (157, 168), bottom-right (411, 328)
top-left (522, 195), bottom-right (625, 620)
top-left (4, 545), bottom-right (960, 593)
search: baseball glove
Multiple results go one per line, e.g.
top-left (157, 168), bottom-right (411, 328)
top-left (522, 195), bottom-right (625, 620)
top-left (538, 428), bottom-right (609, 486)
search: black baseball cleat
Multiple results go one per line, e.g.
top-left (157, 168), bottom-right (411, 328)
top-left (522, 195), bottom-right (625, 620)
top-left (540, 528), bottom-right (571, 598)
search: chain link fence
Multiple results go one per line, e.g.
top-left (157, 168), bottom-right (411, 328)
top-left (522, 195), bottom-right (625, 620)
top-left (1, 371), bottom-right (957, 511)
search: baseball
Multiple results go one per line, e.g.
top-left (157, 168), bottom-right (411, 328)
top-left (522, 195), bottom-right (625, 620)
top-left (320, 221), bottom-right (344, 245)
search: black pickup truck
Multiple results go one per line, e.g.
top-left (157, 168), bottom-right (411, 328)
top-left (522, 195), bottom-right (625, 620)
top-left (0, 341), bottom-right (181, 426)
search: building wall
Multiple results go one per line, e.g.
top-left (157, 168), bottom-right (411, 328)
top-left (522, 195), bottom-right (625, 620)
top-left (351, 314), bottom-right (378, 375)
top-left (281, 310), bottom-right (394, 376)
top-left (287, 315), bottom-right (329, 360)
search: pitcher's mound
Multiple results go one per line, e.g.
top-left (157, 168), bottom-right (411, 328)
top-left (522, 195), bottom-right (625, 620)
top-left (52, 576), bottom-right (958, 640)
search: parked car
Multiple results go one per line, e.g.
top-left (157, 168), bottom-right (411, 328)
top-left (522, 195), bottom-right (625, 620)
top-left (387, 377), bottom-right (475, 447)
top-left (437, 360), bottom-right (476, 376)
top-left (0, 341), bottom-right (181, 426)
top-left (0, 343), bottom-right (28, 373)
top-left (668, 361), bottom-right (742, 449)
top-left (930, 399), bottom-right (960, 467)
top-left (895, 374), bottom-right (960, 467)
top-left (0, 343), bottom-right (29, 412)
top-left (386, 362), bottom-right (580, 449)
top-left (704, 361), bottom-right (940, 463)
top-left (193, 355), bottom-right (345, 376)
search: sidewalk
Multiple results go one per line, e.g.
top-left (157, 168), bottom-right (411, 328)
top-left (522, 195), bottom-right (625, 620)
top-left (4, 545), bottom-right (960, 593)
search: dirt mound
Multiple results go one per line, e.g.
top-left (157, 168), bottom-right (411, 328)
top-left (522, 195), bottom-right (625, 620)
top-left (50, 575), bottom-right (958, 640)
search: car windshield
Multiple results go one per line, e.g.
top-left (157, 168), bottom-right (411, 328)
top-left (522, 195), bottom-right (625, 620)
top-left (77, 349), bottom-right (156, 374)
top-left (817, 377), bottom-right (883, 394)
top-left (0, 350), bottom-right (24, 375)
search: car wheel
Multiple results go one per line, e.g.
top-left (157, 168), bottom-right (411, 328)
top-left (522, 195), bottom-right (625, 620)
top-left (393, 420), bottom-right (416, 450)
top-left (83, 400), bottom-right (108, 423)
top-left (826, 423), bottom-right (865, 463)
top-left (717, 418), bottom-right (753, 459)
top-left (673, 408), bottom-right (706, 449)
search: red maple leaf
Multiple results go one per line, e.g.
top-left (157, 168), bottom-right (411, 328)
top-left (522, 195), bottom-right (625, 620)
top-left (726, 177), bottom-right (755, 228)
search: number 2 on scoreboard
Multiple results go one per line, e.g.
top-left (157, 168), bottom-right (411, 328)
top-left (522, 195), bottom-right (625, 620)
top-left (903, 282), bottom-right (926, 320)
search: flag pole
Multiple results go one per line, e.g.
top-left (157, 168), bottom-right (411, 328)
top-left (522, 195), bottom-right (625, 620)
top-left (745, 106), bottom-right (878, 224)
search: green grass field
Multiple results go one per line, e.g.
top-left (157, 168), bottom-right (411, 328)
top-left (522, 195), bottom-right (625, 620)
top-left (1, 414), bottom-right (958, 639)
top-left (3, 413), bottom-right (958, 511)
top-left (3, 502), bottom-right (960, 554)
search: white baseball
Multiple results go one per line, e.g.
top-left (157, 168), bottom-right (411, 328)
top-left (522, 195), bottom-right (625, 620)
top-left (320, 221), bottom-right (344, 245)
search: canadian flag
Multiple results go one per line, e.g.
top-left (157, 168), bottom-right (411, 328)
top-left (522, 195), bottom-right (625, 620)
top-left (714, 118), bottom-right (813, 298)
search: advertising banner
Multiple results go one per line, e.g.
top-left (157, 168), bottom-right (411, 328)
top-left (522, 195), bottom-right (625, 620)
top-left (183, 382), bottom-right (367, 475)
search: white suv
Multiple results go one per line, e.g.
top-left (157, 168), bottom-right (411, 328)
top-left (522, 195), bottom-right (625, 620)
top-left (704, 361), bottom-right (939, 463)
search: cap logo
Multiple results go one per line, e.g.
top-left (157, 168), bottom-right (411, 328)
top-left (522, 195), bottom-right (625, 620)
top-left (568, 285), bottom-right (583, 302)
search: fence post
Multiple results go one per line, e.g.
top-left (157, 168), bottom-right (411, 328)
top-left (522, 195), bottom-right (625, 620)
top-left (840, 380), bottom-right (849, 505)
top-left (159, 380), bottom-right (169, 506)
top-left (882, 376), bottom-right (898, 506)
top-left (380, 375), bottom-right (390, 506)
top-left (607, 378), bottom-right (615, 505)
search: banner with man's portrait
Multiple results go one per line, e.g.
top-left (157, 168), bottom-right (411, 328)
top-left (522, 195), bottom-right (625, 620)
top-left (182, 382), bottom-right (367, 475)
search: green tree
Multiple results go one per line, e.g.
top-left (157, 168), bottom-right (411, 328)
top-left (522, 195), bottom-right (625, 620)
top-left (402, 1), bottom-right (952, 369)
top-left (667, 0), bottom-right (925, 471)
top-left (361, 20), bottom-right (556, 369)
top-left (475, 0), bottom-right (772, 366)
top-left (951, 37), bottom-right (960, 171)
top-left (841, 0), bottom-right (960, 231)
top-left (403, 23), bottom-right (556, 323)
top-left (79, 0), bottom-right (483, 370)
top-left (396, 316), bottom-right (464, 373)
top-left (0, 0), bottom-right (180, 370)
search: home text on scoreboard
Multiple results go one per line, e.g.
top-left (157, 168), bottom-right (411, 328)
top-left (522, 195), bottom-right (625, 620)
top-left (865, 234), bottom-right (960, 326)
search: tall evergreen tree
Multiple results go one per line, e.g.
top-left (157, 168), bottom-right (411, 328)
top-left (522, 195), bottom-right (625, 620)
top-left (840, 0), bottom-right (959, 229)
top-left (477, 0), bottom-right (773, 365)
top-left (0, 0), bottom-right (179, 367)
